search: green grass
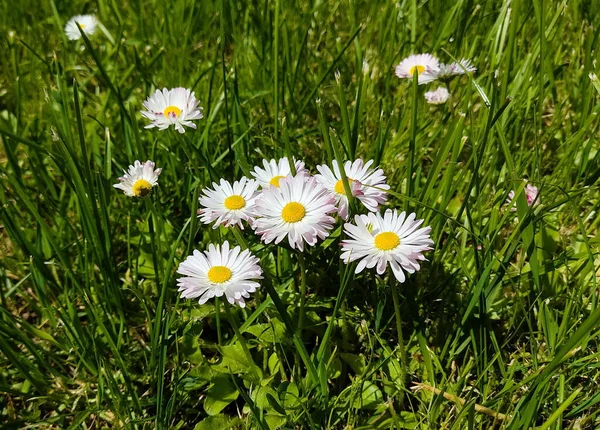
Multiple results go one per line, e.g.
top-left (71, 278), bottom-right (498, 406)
top-left (1, 0), bottom-right (600, 428)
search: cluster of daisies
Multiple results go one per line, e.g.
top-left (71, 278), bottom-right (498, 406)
top-left (395, 53), bottom-right (477, 105)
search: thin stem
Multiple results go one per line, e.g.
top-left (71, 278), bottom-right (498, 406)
top-left (223, 299), bottom-right (256, 375)
top-left (391, 280), bottom-right (407, 405)
top-left (407, 69), bottom-right (419, 209)
top-left (214, 297), bottom-right (223, 345)
top-left (297, 252), bottom-right (308, 337)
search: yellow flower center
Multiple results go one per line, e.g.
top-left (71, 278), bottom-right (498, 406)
top-left (269, 175), bottom-right (285, 187)
top-left (224, 195), bottom-right (246, 210)
top-left (132, 179), bottom-right (153, 197)
top-left (207, 265), bottom-right (232, 284)
top-left (281, 202), bottom-right (306, 223)
top-left (409, 65), bottom-right (426, 75)
top-left (374, 231), bottom-right (400, 251)
top-left (163, 105), bottom-right (182, 118)
top-left (79, 23), bottom-right (86, 29)
top-left (334, 178), bottom-right (357, 195)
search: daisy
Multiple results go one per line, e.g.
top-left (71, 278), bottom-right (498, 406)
top-left (113, 160), bottom-right (162, 198)
top-left (198, 177), bottom-right (260, 229)
top-left (253, 175), bottom-right (337, 251)
top-left (395, 54), bottom-right (440, 85)
top-left (341, 209), bottom-right (433, 283)
top-left (177, 241), bottom-right (262, 308)
top-left (141, 88), bottom-right (203, 133)
top-left (64, 15), bottom-right (98, 41)
top-left (315, 159), bottom-right (389, 220)
top-left (424, 87), bottom-right (450, 105)
top-left (507, 183), bottom-right (539, 211)
top-left (250, 157), bottom-right (307, 188)
top-left (436, 58), bottom-right (477, 80)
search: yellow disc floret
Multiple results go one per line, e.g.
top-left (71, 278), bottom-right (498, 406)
top-left (409, 65), bottom-right (426, 75)
top-left (207, 265), bottom-right (232, 284)
top-left (224, 195), bottom-right (246, 210)
top-left (334, 178), bottom-right (356, 195)
top-left (281, 202), bottom-right (306, 223)
top-left (269, 175), bottom-right (286, 187)
top-left (374, 231), bottom-right (400, 251)
top-left (132, 179), bottom-right (153, 197)
top-left (163, 105), bottom-right (182, 118)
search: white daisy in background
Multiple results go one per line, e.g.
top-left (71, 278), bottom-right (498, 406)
top-left (507, 183), bottom-right (539, 211)
top-left (253, 175), bottom-right (337, 251)
top-left (341, 209), bottom-right (433, 283)
top-left (436, 58), bottom-right (477, 80)
top-left (141, 88), bottom-right (203, 133)
top-left (177, 241), bottom-right (262, 308)
top-left (315, 159), bottom-right (389, 220)
top-left (424, 87), bottom-right (450, 105)
top-left (198, 177), bottom-right (260, 229)
top-left (395, 54), bottom-right (440, 84)
top-left (113, 160), bottom-right (162, 198)
top-left (64, 15), bottom-right (98, 41)
top-left (250, 157), bottom-right (307, 188)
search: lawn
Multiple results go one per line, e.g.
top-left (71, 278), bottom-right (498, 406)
top-left (1, 0), bottom-right (600, 428)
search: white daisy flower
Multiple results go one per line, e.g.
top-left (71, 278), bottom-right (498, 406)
top-left (253, 175), bottom-right (337, 251)
top-left (315, 159), bottom-right (390, 220)
top-left (436, 58), bottom-right (477, 80)
top-left (64, 15), bottom-right (98, 41)
top-left (141, 88), bottom-right (203, 134)
top-left (113, 160), bottom-right (162, 198)
top-left (424, 87), bottom-right (450, 105)
top-left (507, 183), bottom-right (539, 211)
top-left (341, 209), bottom-right (433, 283)
top-left (395, 54), bottom-right (440, 85)
top-left (198, 177), bottom-right (260, 229)
top-left (177, 241), bottom-right (262, 308)
top-left (250, 157), bottom-right (307, 188)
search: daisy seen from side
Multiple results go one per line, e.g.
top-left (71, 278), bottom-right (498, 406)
top-left (198, 177), bottom-right (260, 229)
top-left (341, 209), bottom-right (433, 283)
top-left (395, 54), bottom-right (440, 85)
top-left (141, 88), bottom-right (203, 133)
top-left (253, 175), bottom-right (337, 251)
top-left (65, 15), bottom-right (98, 40)
top-left (250, 157), bottom-right (307, 189)
top-left (315, 159), bottom-right (389, 220)
top-left (113, 160), bottom-right (162, 198)
top-left (507, 183), bottom-right (539, 211)
top-left (424, 87), bottom-right (450, 105)
top-left (177, 241), bottom-right (262, 308)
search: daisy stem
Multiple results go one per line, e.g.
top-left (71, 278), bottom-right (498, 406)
top-left (406, 69), bottom-right (419, 209)
top-left (214, 297), bottom-right (223, 345)
top-left (223, 299), bottom-right (256, 373)
top-left (297, 252), bottom-right (308, 337)
top-left (391, 280), bottom-right (407, 405)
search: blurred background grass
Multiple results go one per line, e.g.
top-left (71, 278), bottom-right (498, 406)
top-left (1, 0), bottom-right (600, 428)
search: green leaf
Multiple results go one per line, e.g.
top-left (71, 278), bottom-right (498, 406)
top-left (193, 414), bottom-right (231, 430)
top-left (341, 353), bottom-right (366, 375)
top-left (203, 376), bottom-right (239, 416)
top-left (352, 381), bottom-right (383, 410)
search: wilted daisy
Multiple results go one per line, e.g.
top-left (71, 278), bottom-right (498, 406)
top-left (198, 177), bottom-right (259, 229)
top-left (64, 15), bottom-right (98, 40)
top-left (141, 88), bottom-right (203, 133)
top-left (424, 87), bottom-right (450, 105)
top-left (507, 183), bottom-right (539, 211)
top-left (436, 59), bottom-right (477, 80)
top-left (177, 241), bottom-right (262, 308)
top-left (251, 157), bottom-right (307, 188)
top-left (113, 160), bottom-right (161, 198)
top-left (341, 209), bottom-right (433, 283)
top-left (395, 54), bottom-right (439, 85)
top-left (315, 159), bottom-right (389, 220)
top-left (253, 175), bottom-right (337, 251)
